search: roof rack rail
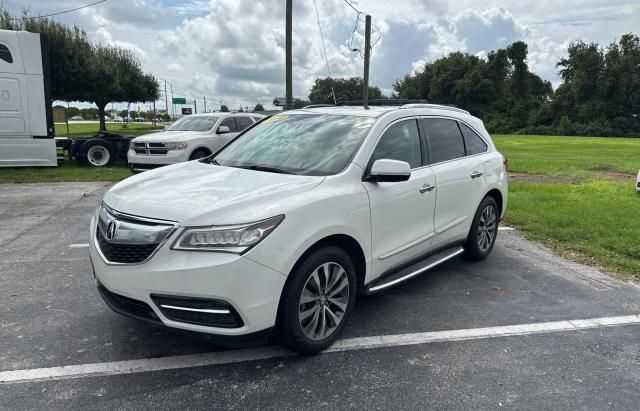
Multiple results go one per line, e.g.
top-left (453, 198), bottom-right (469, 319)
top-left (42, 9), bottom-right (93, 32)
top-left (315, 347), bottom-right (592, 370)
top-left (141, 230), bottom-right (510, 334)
top-left (303, 104), bottom-right (335, 108)
top-left (336, 99), bottom-right (429, 106)
top-left (400, 103), bottom-right (470, 115)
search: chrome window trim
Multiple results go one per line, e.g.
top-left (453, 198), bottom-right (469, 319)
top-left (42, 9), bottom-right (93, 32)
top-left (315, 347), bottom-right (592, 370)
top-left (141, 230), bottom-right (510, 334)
top-left (94, 203), bottom-right (179, 266)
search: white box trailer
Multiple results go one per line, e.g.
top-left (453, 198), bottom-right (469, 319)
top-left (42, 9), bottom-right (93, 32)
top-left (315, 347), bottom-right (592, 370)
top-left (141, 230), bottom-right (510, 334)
top-left (0, 29), bottom-right (56, 167)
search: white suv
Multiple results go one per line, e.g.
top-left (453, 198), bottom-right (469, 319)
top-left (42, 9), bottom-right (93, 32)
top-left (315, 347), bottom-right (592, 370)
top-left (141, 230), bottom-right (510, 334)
top-left (91, 104), bottom-right (508, 354)
top-left (127, 112), bottom-right (264, 172)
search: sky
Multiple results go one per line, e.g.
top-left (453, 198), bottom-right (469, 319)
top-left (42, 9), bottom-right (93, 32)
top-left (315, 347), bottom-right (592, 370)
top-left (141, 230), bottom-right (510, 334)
top-left (3, 0), bottom-right (639, 111)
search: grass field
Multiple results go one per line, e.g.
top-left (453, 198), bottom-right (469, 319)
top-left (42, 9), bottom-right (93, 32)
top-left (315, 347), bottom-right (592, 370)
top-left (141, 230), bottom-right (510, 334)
top-left (0, 162), bottom-right (131, 184)
top-left (0, 133), bottom-right (638, 279)
top-left (493, 135), bottom-right (640, 280)
top-left (54, 122), bottom-right (163, 137)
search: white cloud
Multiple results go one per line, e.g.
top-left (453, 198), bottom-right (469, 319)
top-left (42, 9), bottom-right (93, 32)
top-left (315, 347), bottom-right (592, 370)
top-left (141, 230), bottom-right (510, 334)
top-left (4, 0), bottom-right (639, 109)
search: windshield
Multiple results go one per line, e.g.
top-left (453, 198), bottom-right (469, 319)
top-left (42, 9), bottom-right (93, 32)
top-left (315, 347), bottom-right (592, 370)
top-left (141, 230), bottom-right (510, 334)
top-left (166, 116), bottom-right (220, 132)
top-left (213, 113), bottom-right (375, 176)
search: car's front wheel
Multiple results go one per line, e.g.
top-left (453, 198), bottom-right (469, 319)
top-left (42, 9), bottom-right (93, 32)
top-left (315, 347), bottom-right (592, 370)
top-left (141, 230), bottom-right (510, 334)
top-left (464, 196), bottom-right (499, 261)
top-left (189, 149), bottom-right (211, 160)
top-left (278, 246), bottom-right (357, 355)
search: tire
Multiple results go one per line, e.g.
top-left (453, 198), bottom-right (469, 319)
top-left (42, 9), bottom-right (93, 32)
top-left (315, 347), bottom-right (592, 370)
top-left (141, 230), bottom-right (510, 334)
top-left (277, 246), bottom-right (357, 355)
top-left (464, 196), bottom-right (499, 261)
top-left (79, 139), bottom-right (116, 167)
top-left (189, 149), bottom-right (211, 160)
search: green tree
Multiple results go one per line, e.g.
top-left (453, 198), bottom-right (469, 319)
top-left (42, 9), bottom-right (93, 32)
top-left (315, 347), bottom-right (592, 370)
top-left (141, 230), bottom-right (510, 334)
top-left (80, 45), bottom-right (159, 130)
top-left (309, 77), bottom-right (383, 104)
top-left (220, 105), bottom-right (229, 112)
top-left (292, 98), bottom-right (309, 109)
top-left (253, 103), bottom-right (265, 111)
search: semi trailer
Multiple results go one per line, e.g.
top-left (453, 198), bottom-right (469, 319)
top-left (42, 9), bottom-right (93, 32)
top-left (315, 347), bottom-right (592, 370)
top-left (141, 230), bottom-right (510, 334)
top-left (0, 29), bottom-right (137, 168)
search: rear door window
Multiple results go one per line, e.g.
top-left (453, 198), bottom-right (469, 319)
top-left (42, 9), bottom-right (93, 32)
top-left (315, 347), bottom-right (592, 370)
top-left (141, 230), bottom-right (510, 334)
top-left (422, 118), bottom-right (465, 164)
top-left (459, 123), bottom-right (488, 155)
top-left (235, 116), bottom-right (253, 131)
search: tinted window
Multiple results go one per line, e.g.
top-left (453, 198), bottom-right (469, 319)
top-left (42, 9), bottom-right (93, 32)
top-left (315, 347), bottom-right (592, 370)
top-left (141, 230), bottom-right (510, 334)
top-left (370, 120), bottom-right (422, 169)
top-left (235, 116), bottom-right (253, 131)
top-left (460, 123), bottom-right (488, 155)
top-left (215, 114), bottom-right (375, 176)
top-left (423, 118), bottom-right (465, 163)
top-left (219, 117), bottom-right (237, 132)
top-left (0, 44), bottom-right (12, 64)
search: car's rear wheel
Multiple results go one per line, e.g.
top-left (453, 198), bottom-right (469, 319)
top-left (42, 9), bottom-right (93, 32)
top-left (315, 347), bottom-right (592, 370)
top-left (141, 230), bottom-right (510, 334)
top-left (278, 246), bottom-right (357, 355)
top-left (464, 196), bottom-right (499, 261)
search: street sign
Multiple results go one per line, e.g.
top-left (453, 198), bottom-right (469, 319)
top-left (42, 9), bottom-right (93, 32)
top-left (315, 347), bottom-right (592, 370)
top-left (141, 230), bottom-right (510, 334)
top-left (173, 97), bottom-right (187, 105)
top-left (182, 107), bottom-right (193, 115)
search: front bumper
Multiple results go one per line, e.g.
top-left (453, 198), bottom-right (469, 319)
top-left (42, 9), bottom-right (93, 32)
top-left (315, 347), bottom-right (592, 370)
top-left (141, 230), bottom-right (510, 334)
top-left (127, 148), bottom-right (190, 171)
top-left (90, 216), bottom-right (287, 340)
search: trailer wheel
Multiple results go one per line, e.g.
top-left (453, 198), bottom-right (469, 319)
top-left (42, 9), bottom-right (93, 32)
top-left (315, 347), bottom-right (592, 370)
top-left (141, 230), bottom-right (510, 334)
top-left (80, 139), bottom-right (116, 167)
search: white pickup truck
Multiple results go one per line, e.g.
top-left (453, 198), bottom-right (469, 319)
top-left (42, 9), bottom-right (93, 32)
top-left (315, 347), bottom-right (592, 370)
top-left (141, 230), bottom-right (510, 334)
top-left (0, 29), bottom-right (56, 167)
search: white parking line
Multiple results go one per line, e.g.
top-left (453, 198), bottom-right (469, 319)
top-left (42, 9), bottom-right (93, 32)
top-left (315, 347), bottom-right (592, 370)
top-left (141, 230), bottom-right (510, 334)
top-left (1, 314), bottom-right (638, 384)
top-left (68, 243), bottom-right (89, 248)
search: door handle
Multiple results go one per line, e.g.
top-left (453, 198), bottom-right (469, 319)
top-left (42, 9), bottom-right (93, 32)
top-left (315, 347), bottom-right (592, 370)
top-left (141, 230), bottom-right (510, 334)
top-left (419, 183), bottom-right (435, 193)
top-left (470, 171), bottom-right (483, 179)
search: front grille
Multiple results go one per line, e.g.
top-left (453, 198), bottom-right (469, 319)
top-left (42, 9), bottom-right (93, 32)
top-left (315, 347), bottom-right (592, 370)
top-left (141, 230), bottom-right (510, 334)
top-left (133, 142), bottom-right (167, 155)
top-left (98, 285), bottom-right (161, 325)
top-left (96, 227), bottom-right (158, 263)
top-left (95, 204), bottom-right (176, 265)
top-left (151, 295), bottom-right (244, 328)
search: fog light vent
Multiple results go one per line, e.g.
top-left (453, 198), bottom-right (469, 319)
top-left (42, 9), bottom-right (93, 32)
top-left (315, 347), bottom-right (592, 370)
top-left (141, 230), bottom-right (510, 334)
top-left (151, 294), bottom-right (244, 328)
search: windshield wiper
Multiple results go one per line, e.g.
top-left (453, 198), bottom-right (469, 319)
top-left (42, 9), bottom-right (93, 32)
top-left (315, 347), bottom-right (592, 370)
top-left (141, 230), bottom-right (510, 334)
top-left (210, 158), bottom-right (222, 166)
top-left (232, 164), bottom-right (298, 175)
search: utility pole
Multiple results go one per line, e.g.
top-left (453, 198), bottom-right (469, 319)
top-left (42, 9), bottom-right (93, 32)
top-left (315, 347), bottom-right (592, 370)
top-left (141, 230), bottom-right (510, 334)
top-left (170, 84), bottom-right (174, 118)
top-left (203, 97), bottom-right (207, 113)
top-left (285, 0), bottom-right (292, 110)
top-left (164, 80), bottom-right (168, 117)
top-left (194, 99), bottom-right (197, 114)
top-left (362, 14), bottom-right (371, 110)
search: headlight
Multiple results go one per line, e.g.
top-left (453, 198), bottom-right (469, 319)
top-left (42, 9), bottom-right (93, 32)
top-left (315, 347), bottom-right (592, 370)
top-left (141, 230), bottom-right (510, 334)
top-left (172, 215), bottom-right (284, 253)
top-left (166, 142), bottom-right (188, 150)
top-left (129, 141), bottom-right (136, 149)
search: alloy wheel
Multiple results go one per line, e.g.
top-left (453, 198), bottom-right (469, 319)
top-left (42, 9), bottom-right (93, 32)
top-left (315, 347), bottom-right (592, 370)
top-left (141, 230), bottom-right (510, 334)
top-left (298, 262), bottom-right (349, 341)
top-left (477, 205), bottom-right (497, 252)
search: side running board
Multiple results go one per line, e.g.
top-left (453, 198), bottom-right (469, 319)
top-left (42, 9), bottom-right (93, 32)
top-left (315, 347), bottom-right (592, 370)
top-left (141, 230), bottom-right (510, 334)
top-left (365, 246), bottom-right (465, 294)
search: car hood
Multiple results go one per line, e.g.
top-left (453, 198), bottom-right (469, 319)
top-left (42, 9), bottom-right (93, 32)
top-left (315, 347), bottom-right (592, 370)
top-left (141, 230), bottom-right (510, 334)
top-left (103, 161), bottom-right (324, 224)
top-left (132, 130), bottom-right (211, 142)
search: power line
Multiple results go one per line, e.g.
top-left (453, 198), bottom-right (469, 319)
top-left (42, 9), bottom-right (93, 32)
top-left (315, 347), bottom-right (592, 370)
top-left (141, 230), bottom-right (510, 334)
top-left (343, 0), bottom-right (382, 59)
top-left (342, 0), bottom-right (360, 14)
top-left (312, 0), bottom-right (336, 104)
top-left (10, 0), bottom-right (107, 20)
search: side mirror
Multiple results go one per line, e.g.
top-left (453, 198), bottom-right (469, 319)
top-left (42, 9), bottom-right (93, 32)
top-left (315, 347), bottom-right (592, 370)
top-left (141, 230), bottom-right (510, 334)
top-left (366, 159), bottom-right (411, 182)
top-left (217, 125), bottom-right (231, 134)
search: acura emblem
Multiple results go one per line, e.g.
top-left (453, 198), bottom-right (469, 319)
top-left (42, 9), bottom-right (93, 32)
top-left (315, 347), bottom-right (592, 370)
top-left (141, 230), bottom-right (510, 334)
top-left (105, 220), bottom-right (119, 241)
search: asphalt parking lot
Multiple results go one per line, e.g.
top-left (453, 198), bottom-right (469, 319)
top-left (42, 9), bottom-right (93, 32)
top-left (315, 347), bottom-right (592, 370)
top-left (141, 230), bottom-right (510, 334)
top-left (1, 182), bottom-right (639, 410)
